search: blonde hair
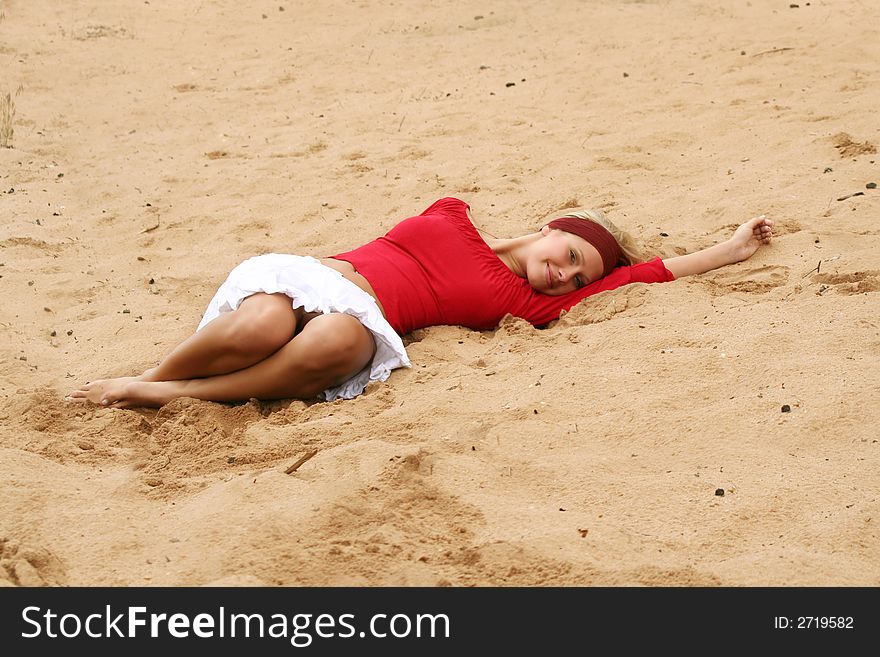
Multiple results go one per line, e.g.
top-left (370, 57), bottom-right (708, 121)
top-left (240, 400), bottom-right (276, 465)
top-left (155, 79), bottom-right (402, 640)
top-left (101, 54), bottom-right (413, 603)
top-left (556, 208), bottom-right (644, 266)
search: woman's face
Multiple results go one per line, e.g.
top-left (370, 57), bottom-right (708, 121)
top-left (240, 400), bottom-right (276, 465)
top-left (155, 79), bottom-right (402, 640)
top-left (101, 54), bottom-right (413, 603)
top-left (524, 226), bottom-right (605, 295)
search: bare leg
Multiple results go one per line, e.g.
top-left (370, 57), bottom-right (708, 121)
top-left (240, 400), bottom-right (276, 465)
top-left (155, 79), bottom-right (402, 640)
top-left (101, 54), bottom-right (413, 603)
top-left (144, 292), bottom-right (299, 381)
top-left (67, 293), bottom-right (300, 403)
top-left (69, 313), bottom-right (376, 408)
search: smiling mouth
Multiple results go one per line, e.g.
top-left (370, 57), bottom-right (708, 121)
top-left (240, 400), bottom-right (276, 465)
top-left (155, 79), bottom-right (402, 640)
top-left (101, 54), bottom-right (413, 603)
top-left (546, 264), bottom-right (553, 288)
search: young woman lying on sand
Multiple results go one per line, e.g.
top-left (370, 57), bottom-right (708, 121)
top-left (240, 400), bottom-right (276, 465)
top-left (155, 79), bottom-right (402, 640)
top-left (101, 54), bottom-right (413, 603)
top-left (67, 197), bottom-right (773, 408)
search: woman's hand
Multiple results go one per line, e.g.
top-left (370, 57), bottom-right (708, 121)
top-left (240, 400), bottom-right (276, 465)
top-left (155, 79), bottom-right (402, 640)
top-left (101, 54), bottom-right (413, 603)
top-left (662, 214), bottom-right (774, 279)
top-left (727, 215), bottom-right (774, 263)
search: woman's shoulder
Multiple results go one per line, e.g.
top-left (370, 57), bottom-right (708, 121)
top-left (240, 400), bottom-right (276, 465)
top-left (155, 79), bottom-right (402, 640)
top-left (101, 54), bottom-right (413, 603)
top-left (419, 196), bottom-right (471, 216)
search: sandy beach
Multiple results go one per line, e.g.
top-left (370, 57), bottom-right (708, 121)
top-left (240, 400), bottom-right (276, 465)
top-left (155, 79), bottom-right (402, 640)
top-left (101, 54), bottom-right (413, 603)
top-left (1, 0), bottom-right (878, 586)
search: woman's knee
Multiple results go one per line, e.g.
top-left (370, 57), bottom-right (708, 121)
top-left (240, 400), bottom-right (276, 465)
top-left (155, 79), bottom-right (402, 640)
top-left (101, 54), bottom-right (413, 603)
top-left (295, 314), bottom-right (376, 381)
top-left (227, 294), bottom-right (297, 356)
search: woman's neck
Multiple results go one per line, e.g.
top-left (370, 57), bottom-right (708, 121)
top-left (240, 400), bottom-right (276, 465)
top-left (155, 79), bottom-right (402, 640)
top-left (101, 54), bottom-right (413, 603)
top-left (483, 233), bottom-right (540, 279)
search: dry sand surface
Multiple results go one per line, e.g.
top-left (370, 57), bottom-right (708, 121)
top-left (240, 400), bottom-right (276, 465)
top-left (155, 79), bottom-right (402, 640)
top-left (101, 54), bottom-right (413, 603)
top-left (1, 0), bottom-right (878, 587)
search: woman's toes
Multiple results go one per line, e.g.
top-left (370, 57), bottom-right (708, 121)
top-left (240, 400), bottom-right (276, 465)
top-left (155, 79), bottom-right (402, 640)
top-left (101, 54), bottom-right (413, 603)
top-left (101, 391), bottom-right (123, 407)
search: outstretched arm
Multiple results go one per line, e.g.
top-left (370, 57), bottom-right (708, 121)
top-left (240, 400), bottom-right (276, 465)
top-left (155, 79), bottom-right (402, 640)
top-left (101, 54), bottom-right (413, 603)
top-left (662, 215), bottom-right (774, 279)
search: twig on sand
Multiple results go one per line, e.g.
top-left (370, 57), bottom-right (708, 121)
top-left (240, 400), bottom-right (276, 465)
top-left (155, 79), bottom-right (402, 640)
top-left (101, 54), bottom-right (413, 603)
top-left (140, 218), bottom-right (160, 233)
top-left (285, 449), bottom-right (318, 474)
top-left (803, 260), bottom-right (821, 277)
top-left (802, 254), bottom-right (841, 278)
top-left (751, 47), bottom-right (794, 57)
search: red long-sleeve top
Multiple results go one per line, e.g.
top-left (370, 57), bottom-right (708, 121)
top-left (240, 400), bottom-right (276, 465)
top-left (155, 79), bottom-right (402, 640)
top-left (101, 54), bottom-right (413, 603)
top-left (331, 197), bottom-right (675, 335)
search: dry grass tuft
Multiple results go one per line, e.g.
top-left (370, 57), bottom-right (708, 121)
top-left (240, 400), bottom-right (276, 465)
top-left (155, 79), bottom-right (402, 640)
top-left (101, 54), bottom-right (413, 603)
top-left (0, 91), bottom-right (15, 148)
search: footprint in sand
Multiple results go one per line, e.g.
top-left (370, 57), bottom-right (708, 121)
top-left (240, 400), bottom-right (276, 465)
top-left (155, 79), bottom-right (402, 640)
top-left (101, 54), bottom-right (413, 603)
top-left (0, 236), bottom-right (65, 255)
top-left (831, 132), bottom-right (877, 158)
top-left (812, 270), bottom-right (880, 296)
top-left (705, 265), bottom-right (791, 295)
top-left (0, 537), bottom-right (67, 586)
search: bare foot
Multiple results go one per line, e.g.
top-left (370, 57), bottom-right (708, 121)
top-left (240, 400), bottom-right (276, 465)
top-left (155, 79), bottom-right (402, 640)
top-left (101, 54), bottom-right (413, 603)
top-left (66, 378), bottom-right (178, 408)
top-left (65, 377), bottom-right (140, 406)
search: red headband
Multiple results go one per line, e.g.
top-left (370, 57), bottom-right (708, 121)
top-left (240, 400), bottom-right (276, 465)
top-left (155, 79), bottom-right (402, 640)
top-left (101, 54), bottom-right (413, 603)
top-left (548, 217), bottom-right (623, 278)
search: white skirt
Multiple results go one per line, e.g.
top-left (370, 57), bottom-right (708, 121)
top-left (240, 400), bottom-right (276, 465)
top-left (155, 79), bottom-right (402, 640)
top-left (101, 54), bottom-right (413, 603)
top-left (197, 254), bottom-right (411, 401)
